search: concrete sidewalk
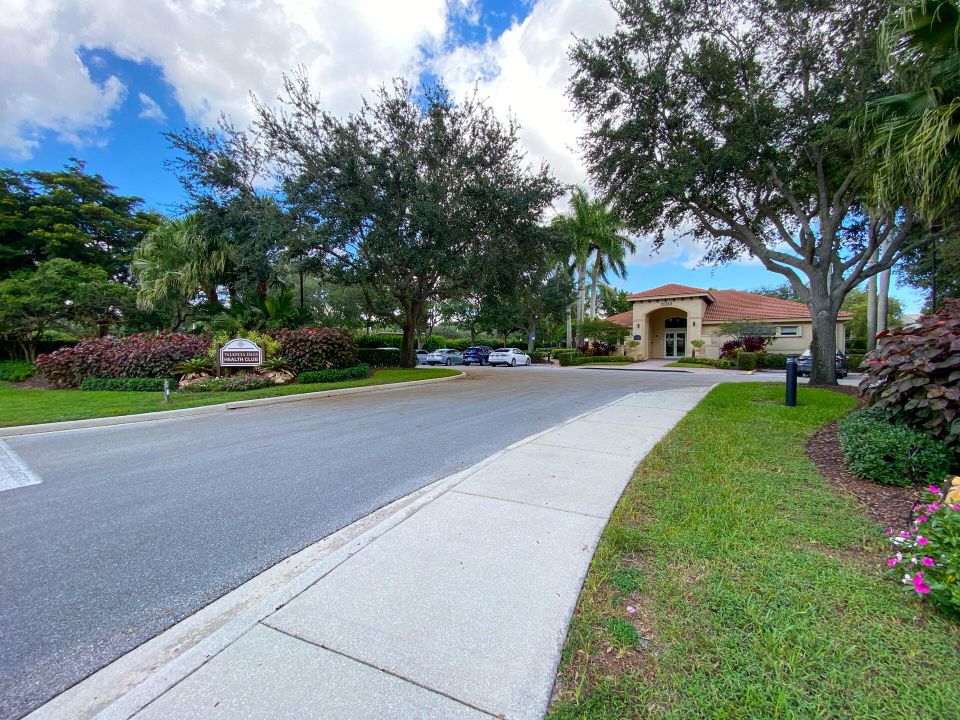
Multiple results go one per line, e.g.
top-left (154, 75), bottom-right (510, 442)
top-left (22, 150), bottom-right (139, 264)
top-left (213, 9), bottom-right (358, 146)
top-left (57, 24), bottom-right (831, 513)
top-left (86, 386), bottom-right (712, 720)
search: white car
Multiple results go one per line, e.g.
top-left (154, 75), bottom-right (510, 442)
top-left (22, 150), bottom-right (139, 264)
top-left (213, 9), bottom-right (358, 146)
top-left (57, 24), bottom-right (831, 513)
top-left (488, 348), bottom-right (531, 367)
top-left (425, 348), bottom-right (464, 366)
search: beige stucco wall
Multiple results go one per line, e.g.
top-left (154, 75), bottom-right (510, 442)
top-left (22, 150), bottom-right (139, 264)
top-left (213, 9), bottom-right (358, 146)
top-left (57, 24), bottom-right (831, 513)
top-left (619, 295), bottom-right (849, 360)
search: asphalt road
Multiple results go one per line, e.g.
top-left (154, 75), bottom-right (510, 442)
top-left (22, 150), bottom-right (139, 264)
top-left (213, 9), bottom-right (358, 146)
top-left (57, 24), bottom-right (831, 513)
top-left (0, 365), bottom-right (720, 718)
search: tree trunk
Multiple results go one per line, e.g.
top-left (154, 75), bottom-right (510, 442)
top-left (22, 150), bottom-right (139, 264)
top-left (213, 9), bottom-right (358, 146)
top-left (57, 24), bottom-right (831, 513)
top-left (527, 317), bottom-right (536, 353)
top-left (866, 252), bottom-right (878, 351)
top-left (878, 240), bottom-right (891, 334)
top-left (470, 326), bottom-right (476, 345)
top-left (589, 260), bottom-right (599, 320)
top-left (400, 302), bottom-right (423, 369)
top-left (809, 301), bottom-right (839, 386)
top-left (566, 305), bottom-right (573, 348)
top-left (575, 260), bottom-right (586, 343)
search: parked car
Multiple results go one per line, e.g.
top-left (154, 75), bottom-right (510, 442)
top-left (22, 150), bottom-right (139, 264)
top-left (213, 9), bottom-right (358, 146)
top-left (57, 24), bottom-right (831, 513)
top-left (425, 348), bottom-right (464, 366)
top-left (416, 349), bottom-right (428, 365)
top-left (796, 348), bottom-right (848, 378)
top-left (462, 346), bottom-right (494, 366)
top-left (488, 348), bottom-right (531, 367)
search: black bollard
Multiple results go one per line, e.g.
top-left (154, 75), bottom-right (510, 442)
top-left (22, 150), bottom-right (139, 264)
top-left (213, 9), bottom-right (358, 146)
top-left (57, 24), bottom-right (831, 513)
top-left (785, 356), bottom-right (798, 407)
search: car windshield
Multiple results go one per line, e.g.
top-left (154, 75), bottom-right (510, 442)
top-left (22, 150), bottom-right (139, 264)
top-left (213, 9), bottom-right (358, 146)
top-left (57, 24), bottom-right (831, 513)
top-left (494, 348), bottom-right (510, 352)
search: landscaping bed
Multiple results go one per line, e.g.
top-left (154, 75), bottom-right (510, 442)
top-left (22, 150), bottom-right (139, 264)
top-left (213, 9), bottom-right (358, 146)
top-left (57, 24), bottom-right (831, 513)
top-left (0, 368), bottom-right (458, 427)
top-left (548, 383), bottom-right (960, 720)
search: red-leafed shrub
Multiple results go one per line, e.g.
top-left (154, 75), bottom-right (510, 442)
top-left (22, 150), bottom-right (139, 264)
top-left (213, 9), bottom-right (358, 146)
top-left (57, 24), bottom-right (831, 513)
top-left (36, 333), bottom-right (210, 388)
top-left (859, 299), bottom-right (960, 457)
top-left (719, 339), bottom-right (742, 358)
top-left (741, 335), bottom-right (769, 352)
top-left (272, 326), bottom-right (358, 373)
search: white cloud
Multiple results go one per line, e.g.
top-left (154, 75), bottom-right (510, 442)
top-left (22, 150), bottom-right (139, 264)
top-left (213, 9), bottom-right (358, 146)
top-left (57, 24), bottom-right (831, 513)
top-left (138, 92), bottom-right (166, 122)
top-left (1, 0), bottom-right (453, 157)
top-left (434, 0), bottom-right (618, 189)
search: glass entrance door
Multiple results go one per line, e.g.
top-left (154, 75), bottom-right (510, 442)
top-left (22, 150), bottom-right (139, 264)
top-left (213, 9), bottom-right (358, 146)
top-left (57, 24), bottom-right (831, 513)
top-left (664, 332), bottom-right (686, 357)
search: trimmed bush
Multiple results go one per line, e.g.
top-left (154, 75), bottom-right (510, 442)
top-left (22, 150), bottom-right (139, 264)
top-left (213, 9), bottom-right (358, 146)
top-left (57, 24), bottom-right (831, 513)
top-left (274, 327), bottom-right (358, 374)
top-left (80, 377), bottom-right (171, 392)
top-left (358, 347), bottom-right (401, 367)
top-left (758, 353), bottom-right (787, 369)
top-left (297, 364), bottom-right (372, 384)
top-left (846, 352), bottom-right (866, 371)
top-left (555, 349), bottom-right (583, 366)
top-left (573, 355), bottom-right (628, 365)
top-left (736, 352), bottom-right (758, 370)
top-left (36, 333), bottom-right (210, 388)
top-left (676, 356), bottom-right (733, 369)
top-left (859, 299), bottom-right (960, 457)
top-left (839, 408), bottom-right (952, 486)
top-left (0, 360), bottom-right (35, 382)
top-left (180, 373), bottom-right (274, 393)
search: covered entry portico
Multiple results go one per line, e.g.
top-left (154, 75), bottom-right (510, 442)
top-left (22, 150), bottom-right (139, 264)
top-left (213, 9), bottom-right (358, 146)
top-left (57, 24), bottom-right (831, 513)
top-left (641, 306), bottom-right (690, 359)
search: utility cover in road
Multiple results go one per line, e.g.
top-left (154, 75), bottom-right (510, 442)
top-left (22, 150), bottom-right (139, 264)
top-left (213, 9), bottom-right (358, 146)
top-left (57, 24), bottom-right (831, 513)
top-left (219, 338), bottom-right (264, 367)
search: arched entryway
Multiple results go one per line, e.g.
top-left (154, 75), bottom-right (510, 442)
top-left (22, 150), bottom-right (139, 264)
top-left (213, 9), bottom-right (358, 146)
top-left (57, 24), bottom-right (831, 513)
top-left (644, 307), bottom-right (688, 359)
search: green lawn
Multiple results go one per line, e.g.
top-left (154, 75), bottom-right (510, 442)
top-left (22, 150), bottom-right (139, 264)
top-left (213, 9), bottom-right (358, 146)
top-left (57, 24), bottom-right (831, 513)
top-left (549, 383), bottom-right (960, 720)
top-left (0, 368), bottom-right (459, 427)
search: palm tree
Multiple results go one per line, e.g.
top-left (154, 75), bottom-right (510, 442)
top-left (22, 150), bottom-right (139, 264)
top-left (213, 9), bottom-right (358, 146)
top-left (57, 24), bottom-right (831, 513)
top-left (552, 188), bottom-right (633, 337)
top-left (132, 214), bottom-right (231, 324)
top-left (863, 1), bottom-right (960, 220)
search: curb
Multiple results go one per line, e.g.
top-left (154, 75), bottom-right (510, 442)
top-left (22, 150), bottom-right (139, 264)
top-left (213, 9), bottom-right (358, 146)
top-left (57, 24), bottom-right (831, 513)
top-left (0, 371), bottom-right (464, 438)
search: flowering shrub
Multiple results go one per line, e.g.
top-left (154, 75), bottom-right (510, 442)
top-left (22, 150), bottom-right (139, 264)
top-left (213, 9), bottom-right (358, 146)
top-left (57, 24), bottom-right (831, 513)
top-left (860, 299), bottom-right (960, 457)
top-left (273, 326), bottom-right (358, 373)
top-left (886, 486), bottom-right (960, 616)
top-left (839, 407), bottom-right (952, 486)
top-left (179, 372), bottom-right (274, 393)
top-left (36, 333), bottom-right (210, 388)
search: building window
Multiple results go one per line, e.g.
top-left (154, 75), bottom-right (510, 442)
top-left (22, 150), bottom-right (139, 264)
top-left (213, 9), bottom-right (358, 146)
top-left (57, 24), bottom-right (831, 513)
top-left (779, 325), bottom-right (801, 337)
top-left (664, 316), bottom-right (687, 329)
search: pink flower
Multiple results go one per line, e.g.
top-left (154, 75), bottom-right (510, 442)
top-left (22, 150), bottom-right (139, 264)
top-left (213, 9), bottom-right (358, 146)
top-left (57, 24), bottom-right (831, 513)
top-left (927, 503), bottom-right (941, 512)
top-left (953, 504), bottom-right (960, 511)
top-left (921, 557), bottom-right (935, 567)
top-left (917, 537), bottom-right (930, 546)
top-left (887, 558), bottom-right (899, 567)
top-left (927, 485), bottom-right (942, 494)
top-left (913, 575), bottom-right (931, 595)
top-left (900, 531), bottom-right (911, 538)
top-left (626, 606), bottom-right (636, 614)
top-left (916, 515), bottom-right (928, 523)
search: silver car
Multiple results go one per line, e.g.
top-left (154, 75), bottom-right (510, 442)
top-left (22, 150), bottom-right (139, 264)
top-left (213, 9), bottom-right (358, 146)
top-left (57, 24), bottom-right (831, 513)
top-left (425, 348), bottom-right (464, 366)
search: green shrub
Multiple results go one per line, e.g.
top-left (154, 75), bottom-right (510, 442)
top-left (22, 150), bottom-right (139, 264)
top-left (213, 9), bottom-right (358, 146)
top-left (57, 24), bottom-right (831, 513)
top-left (358, 347), bottom-right (401, 367)
top-left (736, 351), bottom-right (758, 370)
top-left (297, 364), bottom-right (372, 384)
top-left (846, 352), bottom-right (866, 371)
top-left (555, 349), bottom-right (583, 366)
top-left (80, 377), bottom-right (172, 392)
top-left (530, 350), bottom-right (549, 363)
top-left (573, 355), bottom-right (627, 365)
top-left (0, 360), bottom-right (35, 382)
top-left (676, 356), bottom-right (733, 369)
top-left (859, 299), bottom-right (960, 457)
top-left (839, 408), bottom-right (953, 486)
top-left (758, 352), bottom-right (787, 369)
top-left (180, 372), bottom-right (274, 393)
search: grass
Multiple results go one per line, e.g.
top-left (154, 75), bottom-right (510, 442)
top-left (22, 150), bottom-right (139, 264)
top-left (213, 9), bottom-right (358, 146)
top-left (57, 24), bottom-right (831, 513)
top-left (549, 382), bottom-right (960, 720)
top-left (0, 368), bottom-right (459, 427)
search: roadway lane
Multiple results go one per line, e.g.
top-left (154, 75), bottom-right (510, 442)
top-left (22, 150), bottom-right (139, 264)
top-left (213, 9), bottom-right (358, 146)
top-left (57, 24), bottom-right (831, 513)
top-left (0, 365), bottom-right (717, 718)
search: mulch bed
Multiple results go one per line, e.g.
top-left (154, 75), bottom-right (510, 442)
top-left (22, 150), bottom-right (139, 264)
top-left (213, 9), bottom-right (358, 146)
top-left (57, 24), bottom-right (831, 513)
top-left (806, 419), bottom-right (919, 530)
top-left (11, 376), bottom-right (54, 389)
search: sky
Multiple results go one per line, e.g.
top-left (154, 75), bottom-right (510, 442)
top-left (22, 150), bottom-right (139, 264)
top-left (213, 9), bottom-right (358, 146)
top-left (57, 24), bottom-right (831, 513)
top-left (1, 0), bottom-right (923, 312)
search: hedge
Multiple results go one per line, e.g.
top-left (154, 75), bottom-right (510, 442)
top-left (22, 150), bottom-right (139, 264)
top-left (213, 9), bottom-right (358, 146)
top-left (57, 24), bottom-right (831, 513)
top-left (736, 352), bottom-right (759, 371)
top-left (358, 347), bottom-right (402, 367)
top-left (297, 364), bottom-right (372, 384)
top-left (555, 349), bottom-right (583, 366)
top-left (839, 407), bottom-right (953, 486)
top-left (676, 356), bottom-right (733, 369)
top-left (274, 327), bottom-right (358, 373)
top-left (80, 377), bottom-right (172, 392)
top-left (758, 353), bottom-right (788, 369)
top-left (573, 355), bottom-right (629, 365)
top-left (36, 333), bottom-right (210, 388)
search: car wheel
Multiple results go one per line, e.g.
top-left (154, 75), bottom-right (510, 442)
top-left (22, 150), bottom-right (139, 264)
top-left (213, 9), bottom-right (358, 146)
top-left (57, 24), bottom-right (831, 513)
top-left (511, 359), bottom-right (516, 367)
top-left (526, 358), bottom-right (531, 366)
top-left (463, 362), bottom-right (470, 366)
top-left (479, 358), bottom-right (485, 366)
top-left (445, 359), bottom-right (451, 366)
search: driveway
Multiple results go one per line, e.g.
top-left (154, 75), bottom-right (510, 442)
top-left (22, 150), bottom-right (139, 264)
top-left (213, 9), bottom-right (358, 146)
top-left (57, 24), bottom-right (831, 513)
top-left (1, 365), bottom-right (732, 718)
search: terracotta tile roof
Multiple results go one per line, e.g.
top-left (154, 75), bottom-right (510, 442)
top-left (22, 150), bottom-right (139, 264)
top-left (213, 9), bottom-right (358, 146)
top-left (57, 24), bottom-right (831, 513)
top-left (627, 283), bottom-right (711, 299)
top-left (606, 310), bottom-right (633, 327)
top-left (702, 289), bottom-right (853, 322)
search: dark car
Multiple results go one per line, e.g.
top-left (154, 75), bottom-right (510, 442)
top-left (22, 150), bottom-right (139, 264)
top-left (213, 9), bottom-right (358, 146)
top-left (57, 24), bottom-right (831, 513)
top-left (462, 345), bottom-right (494, 366)
top-left (796, 348), bottom-right (848, 378)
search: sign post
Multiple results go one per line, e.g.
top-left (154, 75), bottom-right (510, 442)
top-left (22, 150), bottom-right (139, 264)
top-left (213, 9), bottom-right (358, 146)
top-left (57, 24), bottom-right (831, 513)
top-left (218, 338), bottom-right (264, 369)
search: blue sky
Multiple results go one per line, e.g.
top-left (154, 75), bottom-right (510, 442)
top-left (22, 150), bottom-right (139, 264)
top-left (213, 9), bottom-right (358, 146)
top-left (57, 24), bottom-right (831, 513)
top-left (2, 0), bottom-right (923, 311)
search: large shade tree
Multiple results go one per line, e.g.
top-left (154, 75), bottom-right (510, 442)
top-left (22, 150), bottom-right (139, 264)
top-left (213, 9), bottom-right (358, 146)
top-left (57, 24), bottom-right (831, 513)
top-left (569, 0), bottom-right (942, 384)
top-left (257, 75), bottom-right (561, 366)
